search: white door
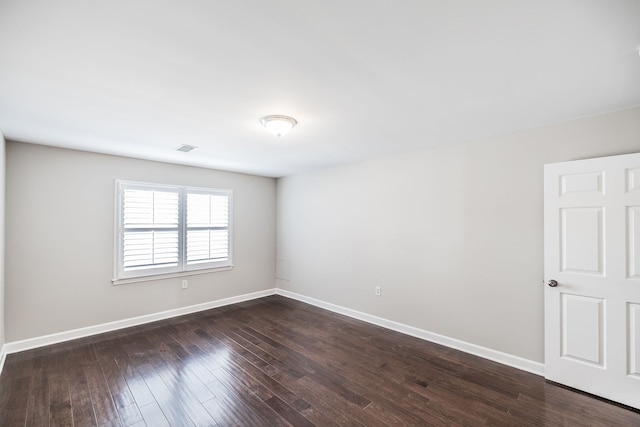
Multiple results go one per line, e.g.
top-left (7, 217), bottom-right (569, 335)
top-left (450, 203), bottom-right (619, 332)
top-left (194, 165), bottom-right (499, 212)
top-left (544, 152), bottom-right (640, 410)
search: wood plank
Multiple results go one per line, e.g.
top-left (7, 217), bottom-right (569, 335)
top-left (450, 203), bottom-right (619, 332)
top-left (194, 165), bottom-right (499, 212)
top-left (25, 369), bottom-right (50, 426)
top-left (204, 374), bottom-right (284, 427)
top-left (0, 376), bottom-right (30, 426)
top-left (0, 295), bottom-right (639, 426)
top-left (138, 401), bottom-right (171, 427)
top-left (114, 354), bottom-right (157, 408)
top-left (49, 374), bottom-right (73, 427)
top-left (69, 366), bottom-right (98, 426)
top-left (142, 332), bottom-right (219, 426)
top-left (83, 361), bottom-right (119, 425)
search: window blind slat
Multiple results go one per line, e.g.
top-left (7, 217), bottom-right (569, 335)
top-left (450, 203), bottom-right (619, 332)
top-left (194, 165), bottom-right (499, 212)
top-left (123, 189), bottom-right (179, 227)
top-left (122, 230), bottom-right (179, 269)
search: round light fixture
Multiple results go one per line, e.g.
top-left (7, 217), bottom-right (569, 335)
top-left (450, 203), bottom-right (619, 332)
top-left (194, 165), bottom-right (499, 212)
top-left (260, 115), bottom-right (297, 137)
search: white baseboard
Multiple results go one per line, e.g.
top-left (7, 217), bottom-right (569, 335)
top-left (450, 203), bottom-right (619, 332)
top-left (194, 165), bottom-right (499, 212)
top-left (276, 289), bottom-right (545, 376)
top-left (0, 287), bottom-right (544, 379)
top-left (3, 288), bottom-right (277, 356)
top-left (0, 344), bottom-right (6, 376)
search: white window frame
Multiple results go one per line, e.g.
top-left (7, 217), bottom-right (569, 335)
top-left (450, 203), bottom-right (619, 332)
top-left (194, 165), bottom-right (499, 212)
top-left (113, 180), bottom-right (233, 284)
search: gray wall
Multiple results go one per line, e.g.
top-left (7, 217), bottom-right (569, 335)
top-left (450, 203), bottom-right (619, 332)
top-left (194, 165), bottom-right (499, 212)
top-left (5, 142), bottom-right (276, 342)
top-left (276, 107), bottom-right (640, 363)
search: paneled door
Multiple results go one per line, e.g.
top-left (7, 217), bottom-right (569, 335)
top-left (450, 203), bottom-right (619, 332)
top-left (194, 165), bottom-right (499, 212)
top-left (544, 152), bottom-right (640, 410)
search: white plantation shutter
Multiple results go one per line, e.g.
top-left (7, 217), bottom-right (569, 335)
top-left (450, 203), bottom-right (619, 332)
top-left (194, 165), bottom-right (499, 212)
top-left (116, 181), bottom-right (232, 280)
top-left (186, 193), bottom-right (230, 265)
top-left (122, 188), bottom-right (180, 271)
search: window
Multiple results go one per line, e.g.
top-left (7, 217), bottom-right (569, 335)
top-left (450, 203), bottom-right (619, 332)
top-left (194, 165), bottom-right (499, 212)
top-left (115, 180), bottom-right (232, 281)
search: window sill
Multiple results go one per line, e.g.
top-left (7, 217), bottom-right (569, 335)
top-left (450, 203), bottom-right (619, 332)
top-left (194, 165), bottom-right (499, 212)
top-left (112, 265), bottom-right (234, 286)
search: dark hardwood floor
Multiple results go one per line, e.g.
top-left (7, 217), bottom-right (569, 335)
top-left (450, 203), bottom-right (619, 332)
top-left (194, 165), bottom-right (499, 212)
top-left (0, 295), bottom-right (638, 426)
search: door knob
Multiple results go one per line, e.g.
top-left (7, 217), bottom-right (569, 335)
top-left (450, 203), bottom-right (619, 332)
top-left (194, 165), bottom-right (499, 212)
top-left (547, 279), bottom-right (558, 287)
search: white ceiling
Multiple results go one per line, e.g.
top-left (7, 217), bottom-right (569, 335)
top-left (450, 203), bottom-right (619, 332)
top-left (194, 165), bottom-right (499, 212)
top-left (1, 1), bottom-right (639, 177)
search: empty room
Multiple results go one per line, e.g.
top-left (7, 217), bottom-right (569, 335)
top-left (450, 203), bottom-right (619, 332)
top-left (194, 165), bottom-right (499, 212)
top-left (1, 0), bottom-right (640, 425)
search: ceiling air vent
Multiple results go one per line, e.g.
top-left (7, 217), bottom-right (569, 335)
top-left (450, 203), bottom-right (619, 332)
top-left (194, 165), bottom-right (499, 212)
top-left (175, 144), bottom-right (198, 153)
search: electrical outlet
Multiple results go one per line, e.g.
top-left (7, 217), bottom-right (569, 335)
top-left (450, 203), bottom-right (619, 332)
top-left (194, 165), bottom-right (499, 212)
top-left (182, 279), bottom-right (188, 289)
top-left (375, 286), bottom-right (381, 296)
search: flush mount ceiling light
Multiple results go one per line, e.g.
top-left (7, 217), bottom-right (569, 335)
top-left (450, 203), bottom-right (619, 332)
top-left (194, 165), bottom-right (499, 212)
top-left (260, 115), bottom-right (297, 137)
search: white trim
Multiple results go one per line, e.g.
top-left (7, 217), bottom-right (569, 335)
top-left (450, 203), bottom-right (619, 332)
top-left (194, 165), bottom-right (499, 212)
top-left (114, 180), bottom-right (233, 282)
top-left (3, 289), bottom-right (276, 355)
top-left (1, 287), bottom-right (544, 378)
top-left (276, 289), bottom-right (545, 376)
top-left (112, 265), bottom-right (234, 285)
top-left (0, 344), bottom-right (6, 376)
